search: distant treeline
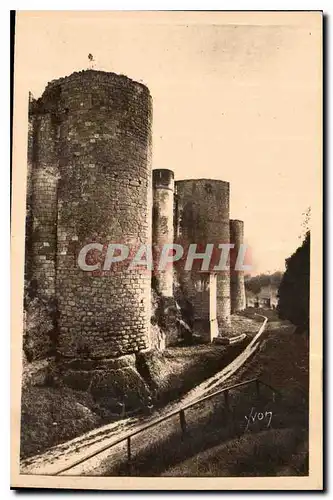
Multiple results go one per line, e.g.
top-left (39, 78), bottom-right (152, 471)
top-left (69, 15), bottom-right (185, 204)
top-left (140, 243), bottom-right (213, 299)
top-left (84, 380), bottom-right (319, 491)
top-left (245, 271), bottom-right (283, 295)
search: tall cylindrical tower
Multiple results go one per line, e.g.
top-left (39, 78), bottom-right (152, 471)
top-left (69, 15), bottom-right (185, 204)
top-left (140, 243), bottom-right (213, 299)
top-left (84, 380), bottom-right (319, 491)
top-left (174, 179), bottom-right (230, 341)
top-left (230, 219), bottom-right (246, 312)
top-left (152, 169), bottom-right (175, 297)
top-left (34, 70), bottom-right (153, 361)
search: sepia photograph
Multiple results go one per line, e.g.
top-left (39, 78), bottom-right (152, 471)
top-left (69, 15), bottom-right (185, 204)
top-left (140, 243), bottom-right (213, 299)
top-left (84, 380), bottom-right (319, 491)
top-left (10, 10), bottom-right (323, 490)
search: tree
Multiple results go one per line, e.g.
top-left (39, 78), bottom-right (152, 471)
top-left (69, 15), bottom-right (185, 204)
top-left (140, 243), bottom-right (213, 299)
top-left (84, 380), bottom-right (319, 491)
top-left (245, 271), bottom-right (283, 295)
top-left (277, 231), bottom-right (310, 333)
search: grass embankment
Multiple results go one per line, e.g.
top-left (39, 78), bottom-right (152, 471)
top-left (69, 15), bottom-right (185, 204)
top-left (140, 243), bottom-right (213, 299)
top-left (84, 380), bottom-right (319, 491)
top-left (20, 387), bottom-right (103, 459)
top-left (101, 311), bottom-right (309, 477)
top-left (144, 313), bottom-right (260, 408)
top-left (20, 314), bottom-right (259, 459)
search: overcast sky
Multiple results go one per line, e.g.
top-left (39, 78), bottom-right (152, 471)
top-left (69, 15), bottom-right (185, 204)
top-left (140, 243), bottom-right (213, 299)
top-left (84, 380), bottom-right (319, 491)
top-left (16, 12), bottom-right (321, 274)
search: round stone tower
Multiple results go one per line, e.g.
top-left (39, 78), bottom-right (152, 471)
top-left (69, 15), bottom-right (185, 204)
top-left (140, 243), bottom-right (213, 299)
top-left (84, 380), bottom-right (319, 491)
top-left (152, 169), bottom-right (175, 297)
top-left (42, 70), bottom-right (153, 359)
top-left (230, 219), bottom-right (246, 312)
top-left (28, 71), bottom-right (154, 408)
top-left (174, 179), bottom-right (231, 341)
top-left (31, 70), bottom-right (154, 408)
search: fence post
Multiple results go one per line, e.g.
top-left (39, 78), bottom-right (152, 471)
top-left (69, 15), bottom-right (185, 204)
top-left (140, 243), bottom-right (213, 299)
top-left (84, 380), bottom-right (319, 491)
top-left (179, 409), bottom-right (187, 438)
top-left (224, 390), bottom-right (229, 411)
top-left (255, 379), bottom-right (260, 398)
top-left (127, 436), bottom-right (132, 475)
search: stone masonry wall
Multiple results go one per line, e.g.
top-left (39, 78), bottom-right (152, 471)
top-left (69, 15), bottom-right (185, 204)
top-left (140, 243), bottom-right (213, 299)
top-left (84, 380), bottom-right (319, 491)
top-left (152, 169), bottom-right (175, 297)
top-left (174, 179), bottom-right (231, 338)
top-left (28, 70), bottom-right (153, 361)
top-left (23, 110), bottom-right (59, 360)
top-left (151, 169), bottom-right (181, 347)
top-left (230, 219), bottom-right (246, 312)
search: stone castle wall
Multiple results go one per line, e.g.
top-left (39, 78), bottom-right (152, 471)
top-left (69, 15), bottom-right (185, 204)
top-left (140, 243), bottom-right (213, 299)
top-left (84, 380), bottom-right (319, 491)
top-left (174, 179), bottom-right (231, 338)
top-left (230, 219), bottom-right (246, 312)
top-left (25, 69), bottom-right (246, 375)
top-left (152, 169), bottom-right (175, 298)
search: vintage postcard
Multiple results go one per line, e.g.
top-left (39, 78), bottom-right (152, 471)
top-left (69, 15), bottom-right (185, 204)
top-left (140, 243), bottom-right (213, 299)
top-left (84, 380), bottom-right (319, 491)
top-left (11, 11), bottom-right (323, 490)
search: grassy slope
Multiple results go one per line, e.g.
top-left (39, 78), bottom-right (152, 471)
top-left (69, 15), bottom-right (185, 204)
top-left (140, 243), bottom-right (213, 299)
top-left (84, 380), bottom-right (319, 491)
top-left (163, 428), bottom-right (308, 477)
top-left (162, 313), bottom-right (309, 477)
top-left (20, 386), bottom-right (103, 458)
